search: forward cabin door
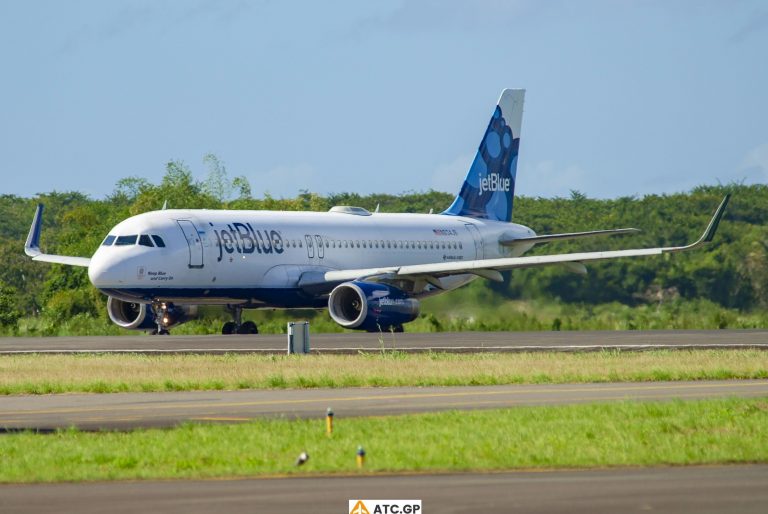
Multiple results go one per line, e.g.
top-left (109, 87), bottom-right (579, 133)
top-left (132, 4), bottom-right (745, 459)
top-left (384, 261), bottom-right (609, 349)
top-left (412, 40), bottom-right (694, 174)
top-left (177, 220), bottom-right (204, 268)
top-left (464, 224), bottom-right (484, 260)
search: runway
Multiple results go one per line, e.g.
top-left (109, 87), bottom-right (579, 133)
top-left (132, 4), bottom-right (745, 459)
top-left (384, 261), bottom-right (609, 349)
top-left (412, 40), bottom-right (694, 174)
top-left (1, 380), bottom-right (766, 431)
top-left (1, 329), bottom-right (767, 354)
top-left (1, 465), bottom-right (766, 514)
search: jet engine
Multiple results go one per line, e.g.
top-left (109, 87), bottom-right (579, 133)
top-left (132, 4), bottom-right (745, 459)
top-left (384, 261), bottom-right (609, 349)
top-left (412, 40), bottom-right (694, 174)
top-left (106, 297), bottom-right (197, 330)
top-left (328, 281), bottom-right (420, 331)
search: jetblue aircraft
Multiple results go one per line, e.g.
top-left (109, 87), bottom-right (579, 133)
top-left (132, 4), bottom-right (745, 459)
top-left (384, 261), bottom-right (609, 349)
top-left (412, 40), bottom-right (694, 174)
top-left (25, 89), bottom-right (729, 335)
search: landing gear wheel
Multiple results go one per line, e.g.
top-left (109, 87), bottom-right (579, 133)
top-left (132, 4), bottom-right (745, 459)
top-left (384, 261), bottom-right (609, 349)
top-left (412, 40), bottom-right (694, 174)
top-left (392, 325), bottom-right (404, 333)
top-left (237, 320), bottom-right (258, 334)
top-left (150, 301), bottom-right (175, 335)
top-left (222, 321), bottom-right (237, 335)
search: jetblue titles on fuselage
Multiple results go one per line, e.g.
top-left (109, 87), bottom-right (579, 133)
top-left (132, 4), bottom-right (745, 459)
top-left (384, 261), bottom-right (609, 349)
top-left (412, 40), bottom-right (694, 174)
top-left (212, 222), bottom-right (284, 262)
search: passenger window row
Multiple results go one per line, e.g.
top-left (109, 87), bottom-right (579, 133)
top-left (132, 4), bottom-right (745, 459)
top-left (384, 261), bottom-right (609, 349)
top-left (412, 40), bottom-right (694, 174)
top-left (102, 234), bottom-right (166, 248)
top-left (283, 239), bottom-right (462, 251)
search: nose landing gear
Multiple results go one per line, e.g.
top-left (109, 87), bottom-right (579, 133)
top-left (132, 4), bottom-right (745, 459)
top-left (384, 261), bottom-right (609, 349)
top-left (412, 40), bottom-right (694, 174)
top-left (150, 302), bottom-right (175, 335)
top-left (222, 305), bottom-right (259, 335)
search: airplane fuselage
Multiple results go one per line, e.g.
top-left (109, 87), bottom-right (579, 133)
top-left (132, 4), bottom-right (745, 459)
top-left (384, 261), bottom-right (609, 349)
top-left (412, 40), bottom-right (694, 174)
top-left (88, 208), bottom-right (536, 308)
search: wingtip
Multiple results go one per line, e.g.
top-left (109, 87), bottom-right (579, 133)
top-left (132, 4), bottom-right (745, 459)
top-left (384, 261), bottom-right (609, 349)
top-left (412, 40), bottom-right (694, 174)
top-left (702, 193), bottom-right (730, 243)
top-left (24, 204), bottom-right (44, 257)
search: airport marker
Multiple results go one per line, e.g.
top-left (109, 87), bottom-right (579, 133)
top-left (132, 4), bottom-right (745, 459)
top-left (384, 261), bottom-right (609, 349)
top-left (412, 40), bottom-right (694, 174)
top-left (356, 445), bottom-right (366, 468)
top-left (326, 407), bottom-right (334, 435)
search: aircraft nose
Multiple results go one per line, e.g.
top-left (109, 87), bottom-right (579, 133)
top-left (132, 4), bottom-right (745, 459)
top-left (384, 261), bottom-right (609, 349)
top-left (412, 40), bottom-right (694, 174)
top-left (88, 252), bottom-right (124, 287)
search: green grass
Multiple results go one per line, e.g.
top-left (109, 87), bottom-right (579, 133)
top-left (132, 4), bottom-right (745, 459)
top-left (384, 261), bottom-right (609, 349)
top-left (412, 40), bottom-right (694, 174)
top-left (1, 398), bottom-right (766, 483)
top-left (0, 350), bottom-right (766, 395)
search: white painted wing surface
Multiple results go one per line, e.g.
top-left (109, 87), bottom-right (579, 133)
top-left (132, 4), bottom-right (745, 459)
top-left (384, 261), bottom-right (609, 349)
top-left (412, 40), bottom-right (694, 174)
top-left (24, 204), bottom-right (92, 268)
top-left (318, 194), bottom-right (730, 285)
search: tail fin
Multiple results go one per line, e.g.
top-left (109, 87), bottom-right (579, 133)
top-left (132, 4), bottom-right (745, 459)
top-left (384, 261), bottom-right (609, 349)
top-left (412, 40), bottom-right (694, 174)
top-left (443, 89), bottom-right (525, 222)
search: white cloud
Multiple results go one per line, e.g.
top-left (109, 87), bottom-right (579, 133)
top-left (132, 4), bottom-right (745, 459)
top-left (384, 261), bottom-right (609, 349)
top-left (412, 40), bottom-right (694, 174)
top-left (247, 163), bottom-right (318, 198)
top-left (742, 142), bottom-right (768, 178)
top-left (431, 154), bottom-right (473, 193)
top-left (515, 160), bottom-right (589, 198)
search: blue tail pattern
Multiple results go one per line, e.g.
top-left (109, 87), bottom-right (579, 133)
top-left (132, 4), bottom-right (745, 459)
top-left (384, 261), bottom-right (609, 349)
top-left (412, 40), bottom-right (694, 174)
top-left (443, 89), bottom-right (524, 223)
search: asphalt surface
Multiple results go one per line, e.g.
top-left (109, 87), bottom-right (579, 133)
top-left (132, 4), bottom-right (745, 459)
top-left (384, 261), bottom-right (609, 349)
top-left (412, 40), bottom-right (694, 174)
top-left (1, 465), bottom-right (766, 514)
top-left (1, 329), bottom-right (768, 354)
top-left (1, 380), bottom-right (766, 431)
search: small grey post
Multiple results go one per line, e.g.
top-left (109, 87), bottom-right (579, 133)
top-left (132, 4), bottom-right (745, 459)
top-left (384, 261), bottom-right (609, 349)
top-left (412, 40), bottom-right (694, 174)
top-left (287, 321), bottom-right (310, 354)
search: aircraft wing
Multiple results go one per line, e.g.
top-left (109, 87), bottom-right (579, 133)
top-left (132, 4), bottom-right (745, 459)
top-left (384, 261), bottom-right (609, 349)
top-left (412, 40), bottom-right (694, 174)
top-left (24, 204), bottom-right (91, 268)
top-left (304, 194), bottom-right (730, 288)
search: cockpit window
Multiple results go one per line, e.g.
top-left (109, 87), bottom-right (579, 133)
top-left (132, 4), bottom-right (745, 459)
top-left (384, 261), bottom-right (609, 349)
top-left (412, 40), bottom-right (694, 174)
top-left (151, 235), bottom-right (166, 248)
top-left (114, 235), bottom-right (138, 246)
top-left (138, 235), bottom-right (154, 247)
top-left (102, 235), bottom-right (116, 246)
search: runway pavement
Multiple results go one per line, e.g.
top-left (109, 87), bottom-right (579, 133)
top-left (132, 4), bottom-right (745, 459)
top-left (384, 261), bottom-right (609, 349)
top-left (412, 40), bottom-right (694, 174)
top-left (1, 329), bottom-right (767, 354)
top-left (1, 465), bottom-right (766, 514)
top-left (1, 380), bottom-right (766, 430)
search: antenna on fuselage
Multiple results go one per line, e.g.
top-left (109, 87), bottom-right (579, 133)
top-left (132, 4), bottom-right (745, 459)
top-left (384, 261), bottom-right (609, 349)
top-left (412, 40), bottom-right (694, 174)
top-left (428, 208), bottom-right (433, 214)
top-left (161, 200), bottom-right (168, 210)
top-left (374, 204), bottom-right (380, 213)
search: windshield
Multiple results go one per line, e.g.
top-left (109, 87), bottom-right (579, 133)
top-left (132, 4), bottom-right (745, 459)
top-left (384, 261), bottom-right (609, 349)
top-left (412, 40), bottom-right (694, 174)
top-left (114, 235), bottom-right (138, 246)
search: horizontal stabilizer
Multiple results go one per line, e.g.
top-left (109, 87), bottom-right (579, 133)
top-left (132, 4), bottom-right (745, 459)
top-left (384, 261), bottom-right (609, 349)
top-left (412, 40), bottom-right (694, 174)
top-left (499, 228), bottom-right (640, 247)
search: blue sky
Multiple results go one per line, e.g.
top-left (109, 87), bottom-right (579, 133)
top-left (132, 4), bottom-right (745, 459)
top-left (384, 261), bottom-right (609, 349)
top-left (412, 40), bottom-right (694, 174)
top-left (1, 0), bottom-right (767, 200)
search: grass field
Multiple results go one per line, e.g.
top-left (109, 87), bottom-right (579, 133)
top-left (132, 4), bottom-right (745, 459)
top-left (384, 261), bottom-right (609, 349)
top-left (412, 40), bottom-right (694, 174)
top-left (0, 398), bottom-right (765, 483)
top-left (0, 350), bottom-right (766, 394)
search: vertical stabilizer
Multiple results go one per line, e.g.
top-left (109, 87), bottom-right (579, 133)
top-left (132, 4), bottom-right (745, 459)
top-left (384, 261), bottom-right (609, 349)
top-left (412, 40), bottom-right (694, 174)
top-left (443, 89), bottom-right (525, 222)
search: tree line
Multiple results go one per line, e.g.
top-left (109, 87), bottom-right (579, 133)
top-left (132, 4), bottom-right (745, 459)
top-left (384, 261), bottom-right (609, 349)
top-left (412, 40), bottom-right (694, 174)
top-left (0, 155), bottom-right (766, 330)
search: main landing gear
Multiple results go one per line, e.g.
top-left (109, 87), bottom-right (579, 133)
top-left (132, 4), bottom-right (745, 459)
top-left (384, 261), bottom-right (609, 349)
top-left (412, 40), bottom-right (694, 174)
top-left (222, 305), bottom-right (259, 335)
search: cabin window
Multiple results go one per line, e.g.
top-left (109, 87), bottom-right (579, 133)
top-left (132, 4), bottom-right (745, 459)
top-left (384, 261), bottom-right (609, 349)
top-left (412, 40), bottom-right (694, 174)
top-left (151, 235), bottom-right (166, 247)
top-left (138, 235), bottom-right (154, 247)
top-left (115, 235), bottom-right (138, 246)
top-left (459, 242), bottom-right (463, 249)
top-left (102, 235), bottom-right (116, 246)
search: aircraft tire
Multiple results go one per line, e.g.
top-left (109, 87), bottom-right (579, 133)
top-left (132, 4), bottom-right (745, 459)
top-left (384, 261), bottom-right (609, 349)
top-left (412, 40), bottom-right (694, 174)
top-left (238, 321), bottom-right (258, 335)
top-left (222, 321), bottom-right (237, 335)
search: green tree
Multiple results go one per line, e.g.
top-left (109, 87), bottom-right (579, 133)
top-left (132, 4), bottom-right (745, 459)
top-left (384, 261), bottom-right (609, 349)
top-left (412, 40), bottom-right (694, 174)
top-left (0, 285), bottom-right (21, 327)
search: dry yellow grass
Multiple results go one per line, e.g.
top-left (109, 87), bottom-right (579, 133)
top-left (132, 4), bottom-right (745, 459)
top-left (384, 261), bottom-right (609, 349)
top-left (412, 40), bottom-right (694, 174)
top-left (0, 350), bottom-right (766, 394)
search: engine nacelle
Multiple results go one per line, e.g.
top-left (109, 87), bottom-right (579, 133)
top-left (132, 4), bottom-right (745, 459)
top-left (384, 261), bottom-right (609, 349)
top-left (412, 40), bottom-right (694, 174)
top-left (328, 281), bottom-right (420, 331)
top-left (106, 297), bottom-right (197, 330)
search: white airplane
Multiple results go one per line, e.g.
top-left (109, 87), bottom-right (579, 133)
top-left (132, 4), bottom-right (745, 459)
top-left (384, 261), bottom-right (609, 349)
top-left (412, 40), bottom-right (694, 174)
top-left (25, 89), bottom-right (729, 335)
